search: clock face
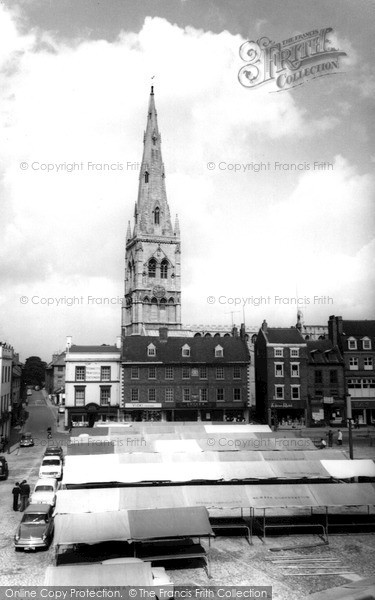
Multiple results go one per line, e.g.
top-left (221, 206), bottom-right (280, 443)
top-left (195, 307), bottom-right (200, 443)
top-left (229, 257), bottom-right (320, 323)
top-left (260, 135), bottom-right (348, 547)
top-left (152, 285), bottom-right (166, 298)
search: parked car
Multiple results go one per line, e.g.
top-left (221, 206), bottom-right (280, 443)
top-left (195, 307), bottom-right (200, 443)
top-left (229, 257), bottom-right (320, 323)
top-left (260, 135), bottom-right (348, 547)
top-left (329, 417), bottom-right (345, 427)
top-left (0, 456), bottom-right (9, 480)
top-left (20, 433), bottom-right (34, 447)
top-left (39, 457), bottom-right (63, 479)
top-left (44, 445), bottom-right (64, 460)
top-left (30, 478), bottom-right (58, 506)
top-left (14, 503), bottom-right (54, 551)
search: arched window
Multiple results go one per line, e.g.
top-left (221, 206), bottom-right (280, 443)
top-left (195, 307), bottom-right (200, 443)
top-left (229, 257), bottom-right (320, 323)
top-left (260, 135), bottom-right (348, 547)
top-left (150, 297), bottom-right (158, 321)
top-left (148, 259), bottom-right (156, 278)
top-left (194, 333), bottom-right (202, 338)
top-left (144, 171), bottom-right (149, 183)
top-left (204, 333), bottom-right (212, 338)
top-left (154, 207), bottom-right (160, 225)
top-left (143, 296), bottom-right (150, 304)
top-left (160, 259), bottom-right (168, 279)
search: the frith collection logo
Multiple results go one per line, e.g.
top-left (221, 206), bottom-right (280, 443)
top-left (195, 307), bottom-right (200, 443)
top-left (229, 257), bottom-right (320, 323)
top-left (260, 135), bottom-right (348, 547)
top-left (238, 27), bottom-right (347, 91)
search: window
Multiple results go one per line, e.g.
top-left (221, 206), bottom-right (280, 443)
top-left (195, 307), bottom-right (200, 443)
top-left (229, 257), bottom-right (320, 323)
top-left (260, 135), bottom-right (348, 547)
top-left (183, 388), bottom-right (190, 402)
top-left (165, 366), bottom-right (174, 380)
top-left (217, 388), bottom-right (224, 401)
top-left (275, 385), bottom-right (284, 399)
top-left (348, 337), bottom-right (357, 350)
top-left (101, 366), bottom-right (110, 381)
top-left (75, 366), bottom-right (85, 381)
top-left (315, 370), bottom-right (323, 384)
top-left (147, 344), bottom-right (156, 356)
top-left (74, 387), bottom-right (85, 406)
top-left (291, 363), bottom-right (300, 378)
top-left (100, 386), bottom-right (111, 405)
top-left (349, 357), bottom-right (358, 370)
top-left (199, 389), bottom-right (207, 402)
top-left (154, 207), bottom-right (160, 225)
top-left (148, 366), bottom-right (156, 379)
top-left (57, 366), bottom-right (64, 372)
top-left (148, 259), bottom-right (156, 278)
top-left (144, 171), bottom-right (149, 183)
top-left (215, 345), bottom-right (224, 357)
top-left (199, 366), bottom-right (207, 379)
top-left (216, 366), bottom-right (224, 380)
top-left (165, 388), bottom-right (174, 402)
top-left (274, 348), bottom-right (283, 358)
top-left (233, 389), bottom-right (241, 401)
top-left (315, 390), bottom-right (323, 398)
top-left (182, 344), bottom-right (190, 357)
top-left (364, 357), bottom-right (373, 370)
top-left (131, 389), bottom-right (139, 402)
top-left (290, 348), bottom-right (299, 357)
top-left (275, 363), bottom-right (284, 377)
top-left (362, 337), bottom-right (371, 350)
top-left (148, 388), bottom-right (156, 402)
top-left (160, 259), bottom-right (168, 279)
top-left (329, 370), bottom-right (338, 384)
top-left (131, 367), bottom-right (139, 380)
top-left (291, 385), bottom-right (300, 400)
top-left (233, 366), bottom-right (241, 379)
top-left (182, 367), bottom-right (190, 379)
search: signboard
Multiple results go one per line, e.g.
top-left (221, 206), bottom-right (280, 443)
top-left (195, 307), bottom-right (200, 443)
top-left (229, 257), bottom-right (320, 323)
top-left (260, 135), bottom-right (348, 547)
top-left (124, 403), bottom-right (162, 408)
top-left (191, 368), bottom-right (199, 377)
top-left (312, 409), bottom-right (324, 421)
top-left (323, 397), bottom-right (334, 404)
top-left (176, 402), bottom-right (216, 408)
top-left (271, 402), bottom-right (293, 408)
top-left (85, 363), bottom-right (101, 381)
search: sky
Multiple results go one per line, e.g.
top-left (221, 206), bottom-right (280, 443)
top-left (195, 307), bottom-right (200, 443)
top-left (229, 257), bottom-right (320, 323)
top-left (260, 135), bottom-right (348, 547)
top-left (0, 0), bottom-right (374, 361)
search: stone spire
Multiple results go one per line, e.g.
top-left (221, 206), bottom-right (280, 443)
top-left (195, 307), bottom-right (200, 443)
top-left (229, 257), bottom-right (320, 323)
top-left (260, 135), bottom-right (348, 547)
top-left (136, 86), bottom-right (173, 237)
top-left (126, 220), bottom-right (131, 242)
top-left (174, 214), bottom-right (180, 237)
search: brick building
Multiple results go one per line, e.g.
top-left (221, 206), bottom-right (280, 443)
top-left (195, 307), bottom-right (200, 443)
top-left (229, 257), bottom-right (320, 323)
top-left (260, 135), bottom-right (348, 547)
top-left (0, 343), bottom-right (13, 439)
top-left (255, 321), bottom-right (308, 428)
top-left (122, 327), bottom-right (250, 422)
top-left (45, 352), bottom-right (66, 403)
top-left (306, 339), bottom-right (345, 426)
top-left (329, 316), bottom-right (375, 425)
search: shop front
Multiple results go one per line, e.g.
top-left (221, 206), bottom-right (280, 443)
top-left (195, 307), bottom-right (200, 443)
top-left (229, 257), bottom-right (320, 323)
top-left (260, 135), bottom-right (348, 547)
top-left (350, 400), bottom-right (375, 426)
top-left (270, 401), bottom-right (306, 429)
top-left (123, 403), bottom-right (162, 422)
top-left (67, 403), bottom-right (119, 428)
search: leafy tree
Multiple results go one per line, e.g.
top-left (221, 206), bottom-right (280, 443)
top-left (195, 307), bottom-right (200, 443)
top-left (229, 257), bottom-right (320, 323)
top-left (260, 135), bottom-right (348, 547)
top-left (22, 356), bottom-right (47, 387)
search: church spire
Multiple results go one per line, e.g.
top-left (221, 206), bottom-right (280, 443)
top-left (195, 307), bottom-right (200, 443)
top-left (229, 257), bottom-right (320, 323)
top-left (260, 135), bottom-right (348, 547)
top-left (136, 86), bottom-right (173, 236)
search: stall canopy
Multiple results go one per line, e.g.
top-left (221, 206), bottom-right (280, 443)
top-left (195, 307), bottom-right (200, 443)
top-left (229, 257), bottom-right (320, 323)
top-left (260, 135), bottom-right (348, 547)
top-left (321, 460), bottom-right (375, 479)
top-left (44, 563), bottom-right (153, 586)
top-left (54, 507), bottom-right (213, 547)
top-left (54, 483), bottom-right (375, 515)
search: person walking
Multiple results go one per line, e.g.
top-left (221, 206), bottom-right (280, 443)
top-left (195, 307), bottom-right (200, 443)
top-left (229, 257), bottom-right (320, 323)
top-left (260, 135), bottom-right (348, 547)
top-left (12, 482), bottom-right (21, 511)
top-left (320, 438), bottom-right (327, 449)
top-left (19, 480), bottom-right (30, 511)
top-left (337, 429), bottom-right (343, 446)
top-left (327, 429), bottom-right (333, 448)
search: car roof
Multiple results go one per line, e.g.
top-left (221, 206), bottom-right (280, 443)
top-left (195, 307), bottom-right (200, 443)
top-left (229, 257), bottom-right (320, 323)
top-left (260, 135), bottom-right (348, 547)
top-left (34, 478), bottom-right (57, 487)
top-left (45, 446), bottom-right (62, 451)
top-left (25, 503), bottom-right (52, 513)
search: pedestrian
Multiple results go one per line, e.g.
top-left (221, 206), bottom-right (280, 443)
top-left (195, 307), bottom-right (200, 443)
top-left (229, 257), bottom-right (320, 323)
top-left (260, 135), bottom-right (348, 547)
top-left (19, 480), bottom-right (30, 511)
top-left (12, 482), bottom-right (21, 511)
top-left (327, 429), bottom-right (333, 448)
top-left (355, 417), bottom-right (360, 429)
top-left (337, 429), bottom-right (343, 446)
top-left (320, 438), bottom-right (327, 449)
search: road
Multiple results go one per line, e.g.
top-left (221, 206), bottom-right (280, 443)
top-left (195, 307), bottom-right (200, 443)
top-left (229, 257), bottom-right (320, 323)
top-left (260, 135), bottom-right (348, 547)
top-left (0, 390), bottom-right (68, 585)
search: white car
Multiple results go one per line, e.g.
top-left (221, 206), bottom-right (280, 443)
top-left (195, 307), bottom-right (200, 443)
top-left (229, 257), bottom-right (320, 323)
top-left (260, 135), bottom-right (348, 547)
top-left (39, 456), bottom-right (63, 479)
top-left (30, 478), bottom-right (58, 506)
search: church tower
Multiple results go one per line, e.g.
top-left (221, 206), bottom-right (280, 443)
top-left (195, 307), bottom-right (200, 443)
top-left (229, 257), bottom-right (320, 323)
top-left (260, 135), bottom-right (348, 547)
top-left (122, 87), bottom-right (182, 336)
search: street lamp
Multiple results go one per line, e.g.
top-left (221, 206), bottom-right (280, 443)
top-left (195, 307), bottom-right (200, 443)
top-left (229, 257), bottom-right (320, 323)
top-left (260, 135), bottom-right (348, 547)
top-left (346, 393), bottom-right (354, 460)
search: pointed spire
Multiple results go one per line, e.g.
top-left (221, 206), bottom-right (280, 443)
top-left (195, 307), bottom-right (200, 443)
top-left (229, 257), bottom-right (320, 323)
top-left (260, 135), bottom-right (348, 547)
top-left (126, 220), bottom-right (131, 242)
top-left (174, 214), bottom-right (180, 237)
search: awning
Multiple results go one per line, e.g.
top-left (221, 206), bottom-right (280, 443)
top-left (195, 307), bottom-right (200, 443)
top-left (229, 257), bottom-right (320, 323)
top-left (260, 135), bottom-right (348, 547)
top-left (268, 461), bottom-right (331, 479)
top-left (321, 459), bottom-right (375, 479)
top-left (153, 439), bottom-right (202, 453)
top-left (44, 563), bottom-right (153, 586)
top-left (310, 483), bottom-right (375, 507)
top-left (245, 484), bottom-right (318, 508)
top-left (54, 507), bottom-right (213, 547)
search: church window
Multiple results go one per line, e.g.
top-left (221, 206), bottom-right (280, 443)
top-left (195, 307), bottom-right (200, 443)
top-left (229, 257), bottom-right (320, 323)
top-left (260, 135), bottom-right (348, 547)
top-left (148, 259), bottom-right (156, 278)
top-left (144, 171), bottom-right (149, 183)
top-left (154, 207), bottom-right (160, 225)
top-left (160, 259), bottom-right (168, 279)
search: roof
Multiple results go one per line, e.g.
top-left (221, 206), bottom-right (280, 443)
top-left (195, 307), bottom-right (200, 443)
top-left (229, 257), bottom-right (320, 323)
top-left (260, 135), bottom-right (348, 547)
top-left (262, 328), bottom-right (305, 345)
top-left (45, 563), bottom-right (153, 587)
top-left (46, 352), bottom-right (66, 369)
top-left (342, 320), bottom-right (375, 339)
top-left (307, 340), bottom-right (343, 364)
top-left (25, 503), bottom-right (51, 513)
top-left (122, 335), bottom-right (249, 363)
top-left (68, 345), bottom-right (119, 354)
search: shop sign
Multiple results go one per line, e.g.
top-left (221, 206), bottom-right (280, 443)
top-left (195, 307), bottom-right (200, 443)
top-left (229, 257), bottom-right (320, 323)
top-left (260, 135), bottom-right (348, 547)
top-left (124, 403), bottom-right (162, 408)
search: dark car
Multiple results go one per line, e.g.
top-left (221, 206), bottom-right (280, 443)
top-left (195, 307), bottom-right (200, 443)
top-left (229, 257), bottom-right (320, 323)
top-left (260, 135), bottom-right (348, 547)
top-left (14, 503), bottom-right (54, 551)
top-left (0, 456), bottom-right (9, 480)
top-left (20, 433), bottom-right (34, 447)
top-left (44, 445), bottom-right (63, 460)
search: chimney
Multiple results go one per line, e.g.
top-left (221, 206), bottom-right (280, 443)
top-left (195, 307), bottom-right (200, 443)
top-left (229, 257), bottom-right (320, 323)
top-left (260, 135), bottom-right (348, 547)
top-left (115, 335), bottom-right (122, 349)
top-left (159, 327), bottom-right (168, 342)
top-left (328, 315), bottom-right (343, 348)
top-left (232, 325), bottom-right (238, 337)
top-left (240, 323), bottom-right (246, 339)
top-left (66, 336), bottom-right (72, 350)
top-left (261, 319), bottom-right (268, 333)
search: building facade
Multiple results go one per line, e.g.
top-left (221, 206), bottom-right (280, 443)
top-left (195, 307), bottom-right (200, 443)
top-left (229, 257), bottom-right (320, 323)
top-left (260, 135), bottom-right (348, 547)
top-left (64, 342), bottom-right (121, 428)
top-left (122, 327), bottom-right (250, 422)
top-left (0, 343), bottom-right (13, 439)
top-left (255, 321), bottom-right (308, 428)
top-left (306, 339), bottom-right (346, 426)
top-left (45, 352), bottom-right (66, 404)
top-left (329, 315), bottom-right (375, 425)
top-left (122, 87), bottom-right (181, 337)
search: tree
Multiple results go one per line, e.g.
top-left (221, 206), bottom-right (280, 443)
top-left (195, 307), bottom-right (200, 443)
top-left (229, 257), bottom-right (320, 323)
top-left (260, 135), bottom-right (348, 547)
top-left (22, 356), bottom-right (47, 388)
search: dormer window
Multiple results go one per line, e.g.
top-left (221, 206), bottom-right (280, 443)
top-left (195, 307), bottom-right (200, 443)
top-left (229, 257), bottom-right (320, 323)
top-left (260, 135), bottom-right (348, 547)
top-left (144, 171), bottom-right (149, 183)
top-left (148, 258), bottom-right (156, 278)
top-left (348, 337), bottom-right (357, 350)
top-left (154, 207), bottom-right (160, 225)
top-left (147, 343), bottom-right (156, 357)
top-left (215, 345), bottom-right (224, 357)
top-left (182, 344), bottom-right (190, 357)
top-left (160, 259), bottom-right (168, 279)
top-left (362, 337), bottom-right (372, 350)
